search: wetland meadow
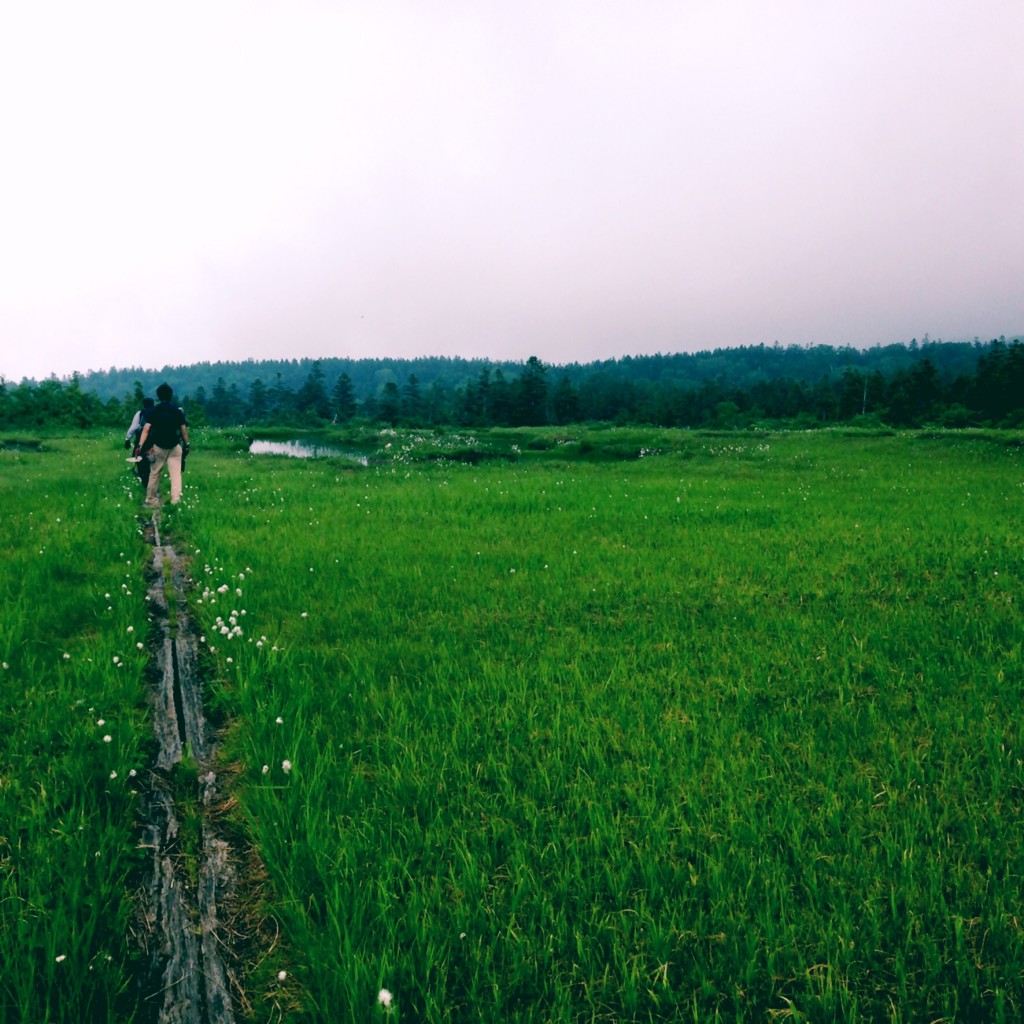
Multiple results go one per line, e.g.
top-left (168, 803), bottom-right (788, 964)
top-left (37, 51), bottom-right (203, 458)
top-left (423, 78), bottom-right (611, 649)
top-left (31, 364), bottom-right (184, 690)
top-left (1, 426), bottom-right (1021, 1022)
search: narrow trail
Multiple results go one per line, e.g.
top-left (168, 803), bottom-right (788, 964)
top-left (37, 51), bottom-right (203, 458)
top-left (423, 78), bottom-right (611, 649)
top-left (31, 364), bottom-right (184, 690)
top-left (137, 513), bottom-right (238, 1024)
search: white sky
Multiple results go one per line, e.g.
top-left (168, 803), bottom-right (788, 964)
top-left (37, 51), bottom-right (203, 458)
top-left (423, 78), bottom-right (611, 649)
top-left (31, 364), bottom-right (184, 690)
top-left (1, 0), bottom-right (1022, 382)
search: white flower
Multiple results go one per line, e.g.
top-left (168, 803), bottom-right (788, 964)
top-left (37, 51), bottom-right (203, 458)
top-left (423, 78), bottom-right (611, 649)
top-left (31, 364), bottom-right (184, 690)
top-left (63, 652), bottom-right (71, 660)
top-left (262, 764), bottom-right (270, 774)
top-left (109, 770), bottom-right (117, 780)
top-left (126, 626), bottom-right (134, 633)
top-left (103, 735), bottom-right (112, 743)
top-left (378, 989), bottom-right (393, 1009)
top-left (281, 759), bottom-right (292, 774)
top-left (55, 955), bottom-right (66, 963)
top-left (96, 719), bottom-right (105, 727)
top-left (276, 716), bottom-right (284, 725)
top-left (277, 970), bottom-right (287, 982)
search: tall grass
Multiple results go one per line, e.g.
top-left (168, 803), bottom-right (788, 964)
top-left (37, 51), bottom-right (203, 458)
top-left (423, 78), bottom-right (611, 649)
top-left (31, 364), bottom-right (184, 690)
top-left (0, 436), bottom-right (152, 1022)
top-left (178, 428), bottom-right (1023, 1022)
top-left (3, 428), bottom-right (1021, 1022)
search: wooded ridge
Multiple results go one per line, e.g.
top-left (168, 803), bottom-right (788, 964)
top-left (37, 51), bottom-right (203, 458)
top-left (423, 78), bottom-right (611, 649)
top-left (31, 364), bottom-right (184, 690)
top-left (3, 337), bottom-right (1022, 430)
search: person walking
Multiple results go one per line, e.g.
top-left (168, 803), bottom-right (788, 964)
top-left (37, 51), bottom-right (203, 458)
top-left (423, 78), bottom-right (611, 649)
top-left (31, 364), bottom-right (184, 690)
top-left (138, 383), bottom-right (190, 507)
top-left (124, 397), bottom-right (154, 488)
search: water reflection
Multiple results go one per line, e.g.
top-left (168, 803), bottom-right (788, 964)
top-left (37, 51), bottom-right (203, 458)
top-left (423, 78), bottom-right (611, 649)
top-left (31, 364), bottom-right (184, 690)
top-left (249, 439), bottom-right (368, 464)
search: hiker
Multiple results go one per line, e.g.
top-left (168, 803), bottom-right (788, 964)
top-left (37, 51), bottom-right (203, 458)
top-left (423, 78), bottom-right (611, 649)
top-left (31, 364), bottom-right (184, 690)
top-left (138, 383), bottom-right (191, 507)
top-left (124, 397), bottom-right (154, 488)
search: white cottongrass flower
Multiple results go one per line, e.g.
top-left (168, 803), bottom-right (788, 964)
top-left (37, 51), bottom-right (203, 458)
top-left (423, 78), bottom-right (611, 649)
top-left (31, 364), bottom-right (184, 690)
top-left (378, 989), bottom-right (393, 1009)
top-left (55, 955), bottom-right (66, 963)
top-left (110, 771), bottom-right (117, 780)
top-left (262, 765), bottom-right (270, 774)
top-left (96, 719), bottom-right (105, 727)
top-left (277, 970), bottom-right (287, 982)
top-left (281, 759), bottom-right (292, 774)
top-left (103, 735), bottom-right (112, 743)
top-left (276, 716), bottom-right (284, 725)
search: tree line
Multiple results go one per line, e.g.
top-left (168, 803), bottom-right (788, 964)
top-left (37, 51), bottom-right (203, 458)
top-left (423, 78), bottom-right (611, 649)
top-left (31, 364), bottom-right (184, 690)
top-left (3, 338), bottom-right (1023, 431)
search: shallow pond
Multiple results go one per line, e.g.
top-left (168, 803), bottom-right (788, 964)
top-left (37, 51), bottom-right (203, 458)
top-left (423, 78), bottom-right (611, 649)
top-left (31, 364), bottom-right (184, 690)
top-left (249, 439), bottom-right (368, 464)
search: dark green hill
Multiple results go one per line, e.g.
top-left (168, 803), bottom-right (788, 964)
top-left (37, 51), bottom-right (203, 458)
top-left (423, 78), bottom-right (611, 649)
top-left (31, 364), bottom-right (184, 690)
top-left (4, 337), bottom-right (1022, 430)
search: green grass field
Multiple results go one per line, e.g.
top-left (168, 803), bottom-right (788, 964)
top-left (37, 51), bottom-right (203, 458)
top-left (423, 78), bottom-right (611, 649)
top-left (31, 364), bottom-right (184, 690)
top-left (0, 437), bottom-right (151, 1022)
top-left (2, 427), bottom-right (1022, 1022)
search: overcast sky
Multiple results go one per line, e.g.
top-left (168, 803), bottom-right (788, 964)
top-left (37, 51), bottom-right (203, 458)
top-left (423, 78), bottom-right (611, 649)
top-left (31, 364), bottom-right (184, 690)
top-left (1, 1), bottom-right (1022, 382)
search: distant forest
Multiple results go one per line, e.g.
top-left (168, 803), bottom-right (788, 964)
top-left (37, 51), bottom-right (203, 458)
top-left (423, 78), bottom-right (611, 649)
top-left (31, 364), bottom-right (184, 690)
top-left (3, 337), bottom-right (1023, 431)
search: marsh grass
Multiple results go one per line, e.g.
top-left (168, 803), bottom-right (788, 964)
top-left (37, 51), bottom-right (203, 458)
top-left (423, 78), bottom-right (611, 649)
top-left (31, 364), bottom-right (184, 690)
top-left (180, 429), bottom-right (1023, 1022)
top-left (2, 428), bottom-right (1021, 1022)
top-left (0, 437), bottom-right (152, 1022)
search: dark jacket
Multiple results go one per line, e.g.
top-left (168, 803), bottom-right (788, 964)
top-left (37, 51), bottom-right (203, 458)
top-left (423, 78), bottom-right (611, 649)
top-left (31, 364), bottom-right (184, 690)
top-left (144, 402), bottom-right (188, 450)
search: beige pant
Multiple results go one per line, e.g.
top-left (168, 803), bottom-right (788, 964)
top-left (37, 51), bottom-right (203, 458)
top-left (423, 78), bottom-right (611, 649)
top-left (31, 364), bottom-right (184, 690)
top-left (145, 445), bottom-right (183, 505)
